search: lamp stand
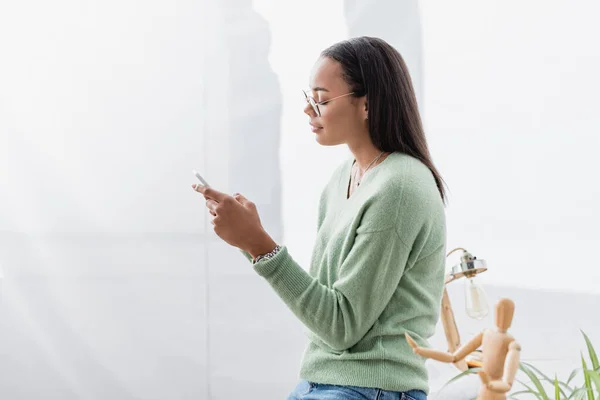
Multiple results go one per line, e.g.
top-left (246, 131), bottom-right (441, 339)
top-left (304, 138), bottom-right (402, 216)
top-left (440, 286), bottom-right (468, 371)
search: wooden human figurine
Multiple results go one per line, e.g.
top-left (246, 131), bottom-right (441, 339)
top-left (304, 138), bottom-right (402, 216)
top-left (406, 298), bottom-right (521, 400)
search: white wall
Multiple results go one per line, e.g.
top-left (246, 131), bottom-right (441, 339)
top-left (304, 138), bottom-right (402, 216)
top-left (0, 1), bottom-right (212, 398)
top-left (0, 0), bottom-right (208, 234)
top-left (420, 0), bottom-right (600, 294)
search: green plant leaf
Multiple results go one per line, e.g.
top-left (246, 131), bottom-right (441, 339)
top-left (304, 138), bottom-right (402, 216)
top-left (570, 387), bottom-right (591, 400)
top-left (513, 384), bottom-right (546, 399)
top-left (517, 378), bottom-right (546, 398)
top-left (556, 375), bottom-right (562, 400)
top-left (568, 369), bottom-right (583, 386)
top-left (588, 370), bottom-right (600, 395)
top-left (582, 354), bottom-right (595, 400)
top-left (582, 330), bottom-right (600, 371)
top-left (510, 389), bottom-right (544, 399)
top-left (520, 363), bottom-right (550, 400)
top-left (522, 361), bottom-right (572, 396)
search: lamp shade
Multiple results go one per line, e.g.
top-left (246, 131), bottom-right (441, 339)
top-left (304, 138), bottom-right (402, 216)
top-left (446, 258), bottom-right (487, 284)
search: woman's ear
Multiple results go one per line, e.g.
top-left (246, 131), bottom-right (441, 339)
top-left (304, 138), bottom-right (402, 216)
top-left (363, 97), bottom-right (369, 120)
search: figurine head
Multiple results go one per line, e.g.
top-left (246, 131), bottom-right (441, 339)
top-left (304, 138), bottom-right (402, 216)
top-left (495, 298), bottom-right (515, 332)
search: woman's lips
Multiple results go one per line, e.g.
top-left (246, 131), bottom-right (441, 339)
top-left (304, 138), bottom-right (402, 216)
top-left (310, 122), bottom-right (323, 132)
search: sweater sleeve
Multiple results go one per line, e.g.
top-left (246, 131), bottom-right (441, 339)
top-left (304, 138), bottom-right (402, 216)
top-left (251, 227), bottom-right (413, 352)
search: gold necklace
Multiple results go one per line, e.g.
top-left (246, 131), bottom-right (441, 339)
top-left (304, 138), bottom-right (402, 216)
top-left (353, 151), bottom-right (385, 187)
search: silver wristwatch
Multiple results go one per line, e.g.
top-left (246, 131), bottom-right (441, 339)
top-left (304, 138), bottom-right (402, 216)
top-left (253, 245), bottom-right (282, 264)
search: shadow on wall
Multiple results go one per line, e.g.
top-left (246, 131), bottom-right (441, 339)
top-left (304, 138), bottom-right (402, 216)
top-left (202, 2), bottom-right (297, 400)
top-left (224, 0), bottom-right (283, 243)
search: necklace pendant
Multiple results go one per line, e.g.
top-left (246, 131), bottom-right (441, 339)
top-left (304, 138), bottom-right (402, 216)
top-left (352, 151), bottom-right (385, 191)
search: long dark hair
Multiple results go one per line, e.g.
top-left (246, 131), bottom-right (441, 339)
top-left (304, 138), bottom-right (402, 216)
top-left (321, 36), bottom-right (447, 203)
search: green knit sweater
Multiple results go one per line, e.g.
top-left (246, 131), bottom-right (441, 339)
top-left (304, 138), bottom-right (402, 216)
top-left (243, 152), bottom-right (446, 394)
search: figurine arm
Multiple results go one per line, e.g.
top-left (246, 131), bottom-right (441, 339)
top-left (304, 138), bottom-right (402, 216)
top-left (479, 341), bottom-right (521, 393)
top-left (405, 332), bottom-right (484, 363)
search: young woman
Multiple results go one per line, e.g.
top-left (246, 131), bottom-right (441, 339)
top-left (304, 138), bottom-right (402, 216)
top-left (194, 36), bottom-right (447, 400)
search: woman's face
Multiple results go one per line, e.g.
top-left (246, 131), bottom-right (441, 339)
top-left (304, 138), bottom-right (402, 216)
top-left (305, 57), bottom-right (368, 147)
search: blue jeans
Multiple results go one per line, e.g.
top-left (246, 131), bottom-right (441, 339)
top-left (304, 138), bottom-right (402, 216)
top-left (287, 380), bottom-right (427, 400)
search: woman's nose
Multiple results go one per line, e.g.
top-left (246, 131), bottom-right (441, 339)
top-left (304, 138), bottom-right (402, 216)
top-left (304, 101), bottom-right (316, 117)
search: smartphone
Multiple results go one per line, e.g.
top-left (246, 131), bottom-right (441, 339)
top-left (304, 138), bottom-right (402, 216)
top-left (192, 169), bottom-right (210, 187)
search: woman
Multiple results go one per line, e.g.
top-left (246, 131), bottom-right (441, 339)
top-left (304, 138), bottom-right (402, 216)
top-left (193, 36), bottom-right (446, 400)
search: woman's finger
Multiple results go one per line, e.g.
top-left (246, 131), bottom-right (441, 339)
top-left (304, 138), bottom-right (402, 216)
top-left (206, 199), bottom-right (218, 212)
top-left (196, 185), bottom-right (227, 202)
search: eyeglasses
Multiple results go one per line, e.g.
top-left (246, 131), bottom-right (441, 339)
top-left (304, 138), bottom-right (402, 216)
top-left (303, 89), bottom-right (354, 117)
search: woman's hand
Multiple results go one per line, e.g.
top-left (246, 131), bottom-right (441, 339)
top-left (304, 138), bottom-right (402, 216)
top-left (192, 184), bottom-right (278, 258)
